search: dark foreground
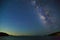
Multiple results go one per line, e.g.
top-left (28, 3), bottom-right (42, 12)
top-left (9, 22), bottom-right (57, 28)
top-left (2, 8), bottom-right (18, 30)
top-left (0, 36), bottom-right (60, 40)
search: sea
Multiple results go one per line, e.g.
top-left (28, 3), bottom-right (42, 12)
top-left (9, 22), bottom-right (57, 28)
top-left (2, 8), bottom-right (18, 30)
top-left (0, 36), bottom-right (60, 40)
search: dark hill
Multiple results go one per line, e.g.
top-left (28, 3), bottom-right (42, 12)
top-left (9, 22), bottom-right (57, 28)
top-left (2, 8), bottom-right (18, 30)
top-left (48, 32), bottom-right (60, 36)
top-left (0, 32), bottom-right (9, 37)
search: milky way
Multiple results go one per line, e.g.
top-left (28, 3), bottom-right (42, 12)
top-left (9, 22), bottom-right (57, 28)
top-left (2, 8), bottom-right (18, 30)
top-left (0, 0), bottom-right (60, 35)
top-left (31, 0), bottom-right (60, 33)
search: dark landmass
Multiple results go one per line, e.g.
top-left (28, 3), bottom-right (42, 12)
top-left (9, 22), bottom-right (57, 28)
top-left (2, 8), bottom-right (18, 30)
top-left (0, 32), bottom-right (9, 37)
top-left (0, 32), bottom-right (60, 37)
top-left (0, 32), bottom-right (60, 40)
top-left (48, 32), bottom-right (60, 36)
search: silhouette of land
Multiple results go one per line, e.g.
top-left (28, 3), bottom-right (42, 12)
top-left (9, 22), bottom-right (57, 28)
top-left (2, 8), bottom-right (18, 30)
top-left (0, 32), bottom-right (9, 37)
top-left (48, 32), bottom-right (60, 36)
top-left (0, 32), bottom-right (60, 37)
top-left (0, 32), bottom-right (60, 40)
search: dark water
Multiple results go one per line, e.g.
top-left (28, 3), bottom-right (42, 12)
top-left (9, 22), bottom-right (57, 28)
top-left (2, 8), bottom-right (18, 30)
top-left (0, 36), bottom-right (60, 40)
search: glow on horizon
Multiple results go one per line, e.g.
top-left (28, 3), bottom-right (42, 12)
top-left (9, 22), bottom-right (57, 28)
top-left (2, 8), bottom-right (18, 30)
top-left (0, 30), bottom-right (32, 36)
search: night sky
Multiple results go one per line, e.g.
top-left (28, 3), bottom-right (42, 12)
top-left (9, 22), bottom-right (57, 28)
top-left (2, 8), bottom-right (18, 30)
top-left (0, 0), bottom-right (60, 36)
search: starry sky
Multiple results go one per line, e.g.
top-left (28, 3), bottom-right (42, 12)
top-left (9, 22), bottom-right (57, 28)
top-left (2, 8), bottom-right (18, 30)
top-left (0, 0), bottom-right (60, 36)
